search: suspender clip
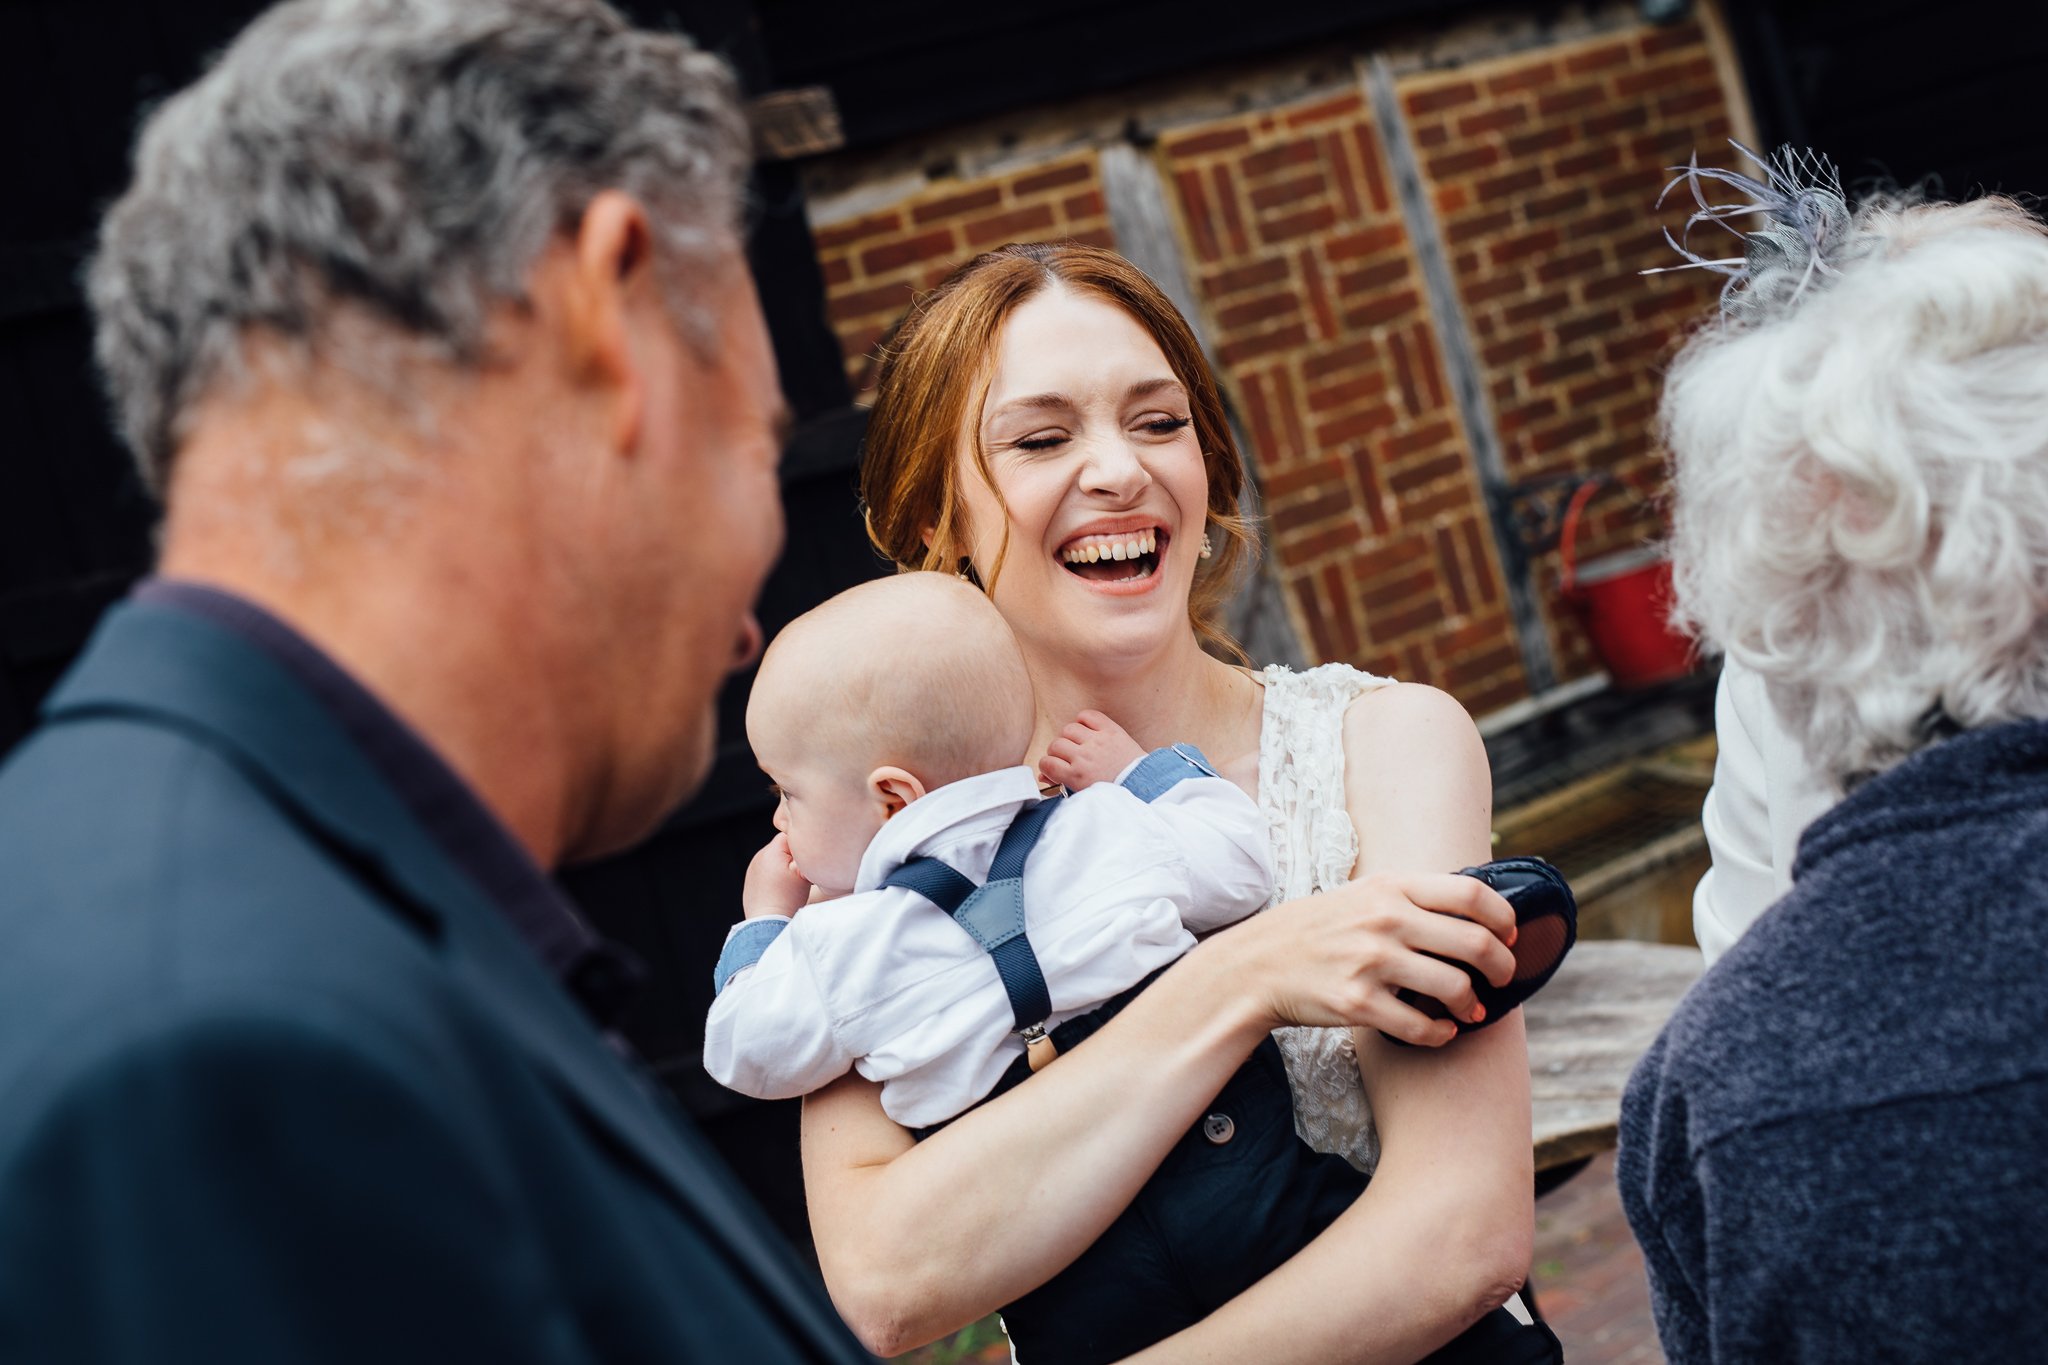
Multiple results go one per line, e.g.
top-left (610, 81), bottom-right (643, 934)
top-left (1021, 1021), bottom-right (1059, 1072)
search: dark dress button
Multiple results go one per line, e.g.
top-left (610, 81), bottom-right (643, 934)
top-left (1202, 1112), bottom-right (1235, 1144)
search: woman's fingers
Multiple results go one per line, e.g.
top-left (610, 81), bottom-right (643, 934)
top-left (1372, 999), bottom-right (1462, 1049)
top-left (1402, 901), bottom-right (1517, 990)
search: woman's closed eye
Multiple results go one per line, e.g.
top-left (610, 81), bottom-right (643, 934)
top-left (1137, 414), bottom-right (1192, 438)
top-left (1012, 430), bottom-right (1070, 452)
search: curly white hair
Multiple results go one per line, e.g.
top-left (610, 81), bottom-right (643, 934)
top-left (1662, 194), bottom-right (2048, 786)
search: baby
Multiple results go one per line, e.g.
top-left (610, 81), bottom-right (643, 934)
top-left (703, 572), bottom-right (1274, 1127)
top-left (706, 572), bottom-right (1569, 1365)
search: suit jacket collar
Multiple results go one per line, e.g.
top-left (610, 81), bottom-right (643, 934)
top-left (44, 599), bottom-right (862, 1355)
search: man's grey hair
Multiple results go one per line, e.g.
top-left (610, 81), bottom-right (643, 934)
top-left (1662, 194), bottom-right (2048, 787)
top-left (87, 0), bottom-right (751, 491)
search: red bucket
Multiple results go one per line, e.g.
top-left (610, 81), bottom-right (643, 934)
top-left (1559, 479), bottom-right (1695, 689)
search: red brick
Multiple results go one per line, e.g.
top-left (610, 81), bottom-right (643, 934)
top-left (1215, 321), bottom-right (1311, 366)
top-left (1204, 257), bottom-right (1292, 298)
top-left (1288, 521), bottom-right (1367, 564)
top-left (1485, 61), bottom-right (1557, 97)
top-left (1174, 169), bottom-right (1220, 261)
top-left (1383, 418), bottom-right (1457, 460)
top-left (1536, 85), bottom-right (1604, 118)
top-left (1574, 205), bottom-right (1637, 236)
top-left (1249, 172), bottom-right (1328, 212)
top-left (1211, 164), bottom-right (1251, 255)
top-left (1406, 80), bottom-right (1480, 116)
top-left (1400, 480), bottom-right (1483, 524)
top-left (1482, 333), bottom-right (1542, 366)
top-left (1463, 271), bottom-right (1526, 306)
top-left (1322, 563), bottom-right (1364, 656)
top-left (1568, 371), bottom-right (1637, 407)
top-left (1583, 269), bottom-right (1650, 303)
top-left (1269, 486), bottom-right (1356, 534)
top-left (1409, 324), bottom-right (1449, 409)
top-left (1555, 307), bottom-right (1625, 345)
top-left (1303, 339), bottom-right (1376, 383)
top-left (1071, 224), bottom-right (1120, 251)
top-left (859, 228), bottom-right (957, 274)
top-left (1243, 139), bottom-right (1319, 179)
top-left (1061, 189), bottom-right (1107, 221)
top-left (1360, 564), bottom-right (1437, 611)
top-left (1524, 185), bottom-right (1591, 221)
top-left (1365, 596), bottom-right (1450, 643)
top-left (962, 203), bottom-right (1057, 248)
top-left (1476, 165), bottom-right (1545, 200)
top-left (1639, 21), bottom-right (1707, 57)
top-left (1502, 288), bottom-right (1565, 329)
top-left (1555, 146), bottom-right (1620, 179)
top-left (820, 256), bottom-right (852, 287)
top-left (1504, 125), bottom-right (1575, 158)
top-left (1290, 579), bottom-right (1338, 657)
top-left (1326, 223), bottom-right (1408, 263)
top-left (1457, 104), bottom-right (1531, 137)
top-left (1341, 287), bottom-right (1422, 330)
top-left (1336, 257), bottom-right (1412, 297)
top-left (1353, 127), bottom-right (1394, 212)
top-left (1534, 246), bottom-right (1606, 284)
top-left (1324, 132), bottom-right (1367, 221)
top-left (1632, 127), bottom-right (1708, 164)
top-left (1261, 456), bottom-right (1346, 499)
top-left (1384, 448), bottom-right (1466, 497)
top-left (1355, 534), bottom-right (1431, 579)
top-left (1488, 227), bottom-right (1561, 266)
top-left (1350, 451), bottom-right (1393, 535)
top-left (1164, 125), bottom-right (1253, 159)
top-left (1013, 161), bottom-right (1092, 197)
top-left (1283, 90), bottom-right (1366, 129)
top-left (1415, 121), bottom-right (1450, 149)
top-left (1386, 328), bottom-right (1426, 417)
top-left (1459, 521), bottom-right (1499, 604)
top-left (1614, 56), bottom-right (1715, 97)
top-left (1658, 87), bottom-right (1724, 119)
top-left (1601, 329), bottom-right (1674, 364)
top-left (1315, 402), bottom-right (1401, 448)
top-left (1298, 248), bottom-right (1339, 340)
top-left (1307, 369), bottom-right (1392, 413)
top-left (1563, 41), bottom-right (1633, 76)
top-left (1436, 525), bottom-right (1476, 614)
top-left (826, 280), bottom-right (916, 323)
top-left (1256, 203), bottom-right (1338, 246)
top-left (1529, 413), bottom-right (1601, 454)
top-left (1528, 350), bottom-right (1596, 385)
top-left (1427, 145), bottom-right (1503, 179)
top-left (1583, 104), bottom-right (1650, 138)
top-left (814, 209), bottom-right (903, 250)
top-left (1217, 291), bottom-right (1301, 330)
top-left (910, 186), bottom-right (1002, 226)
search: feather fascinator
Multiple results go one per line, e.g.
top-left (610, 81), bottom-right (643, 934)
top-left (1643, 140), bottom-right (1856, 322)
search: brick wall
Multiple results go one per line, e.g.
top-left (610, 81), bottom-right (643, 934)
top-left (812, 154), bottom-right (1115, 396)
top-left (1400, 18), bottom-right (1734, 682)
top-left (1156, 95), bottom-right (1525, 710)
top-left (801, 15), bottom-right (1748, 717)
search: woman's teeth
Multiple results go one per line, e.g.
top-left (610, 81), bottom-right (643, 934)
top-left (1060, 531), bottom-right (1158, 565)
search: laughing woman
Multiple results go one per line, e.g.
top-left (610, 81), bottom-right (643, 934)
top-left (804, 243), bottom-right (1545, 1364)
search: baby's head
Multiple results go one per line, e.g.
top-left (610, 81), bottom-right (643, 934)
top-left (745, 573), bottom-right (1035, 896)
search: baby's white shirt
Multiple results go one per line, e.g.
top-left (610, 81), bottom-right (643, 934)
top-left (702, 764), bottom-right (1274, 1129)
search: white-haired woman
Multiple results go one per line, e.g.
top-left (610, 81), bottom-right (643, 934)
top-left (1619, 158), bottom-right (2048, 1362)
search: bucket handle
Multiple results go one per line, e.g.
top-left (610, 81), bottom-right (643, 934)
top-left (1557, 474), bottom-right (1610, 598)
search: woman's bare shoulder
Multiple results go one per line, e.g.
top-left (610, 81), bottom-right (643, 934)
top-left (1341, 680), bottom-right (1482, 752)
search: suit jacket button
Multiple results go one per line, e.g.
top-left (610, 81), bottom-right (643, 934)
top-left (1202, 1112), bottom-right (1234, 1144)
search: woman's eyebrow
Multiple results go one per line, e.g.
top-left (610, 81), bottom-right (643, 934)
top-left (985, 392), bottom-right (1074, 423)
top-left (1126, 377), bottom-right (1187, 401)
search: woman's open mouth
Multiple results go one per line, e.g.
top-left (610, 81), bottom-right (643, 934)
top-left (1058, 527), bottom-right (1167, 585)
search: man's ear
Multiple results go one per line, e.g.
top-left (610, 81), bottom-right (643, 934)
top-left (870, 765), bottom-right (927, 820)
top-left (564, 189), bottom-right (656, 455)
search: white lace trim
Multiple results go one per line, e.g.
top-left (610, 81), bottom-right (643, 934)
top-left (1255, 661), bottom-right (1396, 1174)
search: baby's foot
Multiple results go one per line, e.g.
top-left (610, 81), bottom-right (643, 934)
top-left (1039, 709), bottom-right (1148, 792)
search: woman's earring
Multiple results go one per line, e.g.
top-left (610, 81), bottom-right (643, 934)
top-left (1199, 533), bottom-right (1214, 560)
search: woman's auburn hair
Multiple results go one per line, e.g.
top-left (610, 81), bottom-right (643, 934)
top-left (858, 240), bottom-right (1256, 657)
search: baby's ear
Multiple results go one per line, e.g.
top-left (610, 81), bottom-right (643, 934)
top-left (870, 766), bottom-right (927, 819)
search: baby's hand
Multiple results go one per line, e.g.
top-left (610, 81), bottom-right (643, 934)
top-left (743, 832), bottom-right (811, 918)
top-left (1039, 709), bottom-right (1148, 792)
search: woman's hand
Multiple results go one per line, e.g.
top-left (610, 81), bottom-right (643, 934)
top-left (1242, 871), bottom-right (1519, 1046)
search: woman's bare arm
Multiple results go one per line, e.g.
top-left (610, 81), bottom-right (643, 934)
top-left (801, 823), bottom-right (1520, 1355)
top-left (1123, 682), bottom-right (1536, 1364)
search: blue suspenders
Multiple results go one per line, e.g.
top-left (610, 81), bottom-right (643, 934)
top-left (883, 796), bottom-right (1060, 1038)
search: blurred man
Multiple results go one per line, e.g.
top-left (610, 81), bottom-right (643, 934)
top-left (0, 1), bottom-right (870, 1360)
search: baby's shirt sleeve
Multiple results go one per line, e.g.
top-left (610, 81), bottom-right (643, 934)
top-left (1117, 745), bottom-right (1275, 931)
top-left (702, 918), bottom-right (855, 1101)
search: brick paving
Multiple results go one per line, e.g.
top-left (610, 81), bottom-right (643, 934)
top-left (1531, 1149), bottom-right (1665, 1364)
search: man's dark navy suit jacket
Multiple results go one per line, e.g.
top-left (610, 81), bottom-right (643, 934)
top-left (0, 599), bottom-right (875, 1364)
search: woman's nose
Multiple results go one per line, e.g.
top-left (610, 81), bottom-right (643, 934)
top-left (1078, 436), bottom-right (1153, 502)
top-left (771, 802), bottom-right (788, 833)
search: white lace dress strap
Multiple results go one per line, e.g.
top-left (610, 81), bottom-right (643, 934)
top-left (1255, 661), bottom-right (1397, 1174)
